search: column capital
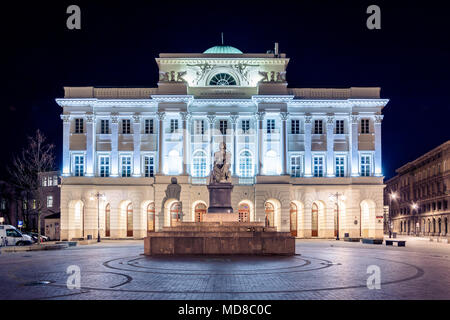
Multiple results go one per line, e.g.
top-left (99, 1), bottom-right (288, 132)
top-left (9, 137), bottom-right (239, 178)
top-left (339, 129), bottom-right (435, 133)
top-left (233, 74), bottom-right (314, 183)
top-left (206, 114), bottom-right (216, 124)
top-left (180, 112), bottom-right (191, 121)
top-left (157, 111), bottom-right (166, 121)
top-left (230, 114), bottom-right (239, 124)
top-left (255, 111), bottom-right (265, 121)
top-left (327, 115), bottom-right (335, 125)
top-left (304, 114), bottom-right (312, 124)
top-left (280, 112), bottom-right (289, 121)
top-left (60, 114), bottom-right (70, 122)
top-left (351, 114), bottom-right (359, 124)
top-left (111, 112), bottom-right (119, 124)
top-left (86, 113), bottom-right (95, 123)
top-left (133, 114), bottom-right (141, 123)
top-left (375, 114), bottom-right (384, 123)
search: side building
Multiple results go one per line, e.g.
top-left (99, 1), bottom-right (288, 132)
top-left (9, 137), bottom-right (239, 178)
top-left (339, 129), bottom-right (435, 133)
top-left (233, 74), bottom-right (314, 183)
top-left (57, 44), bottom-right (389, 241)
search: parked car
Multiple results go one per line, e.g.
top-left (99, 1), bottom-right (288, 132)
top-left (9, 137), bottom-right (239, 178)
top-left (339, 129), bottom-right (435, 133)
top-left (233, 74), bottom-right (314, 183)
top-left (0, 225), bottom-right (33, 246)
top-left (23, 232), bottom-right (49, 243)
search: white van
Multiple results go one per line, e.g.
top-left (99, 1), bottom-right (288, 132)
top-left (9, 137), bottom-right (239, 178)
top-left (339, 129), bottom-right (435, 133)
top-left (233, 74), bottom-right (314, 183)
top-left (0, 225), bottom-right (33, 246)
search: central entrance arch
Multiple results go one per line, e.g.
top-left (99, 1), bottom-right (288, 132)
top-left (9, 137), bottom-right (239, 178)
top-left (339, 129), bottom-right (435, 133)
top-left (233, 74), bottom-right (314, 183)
top-left (170, 202), bottom-right (182, 226)
top-left (265, 202), bottom-right (275, 227)
top-left (238, 203), bottom-right (250, 222)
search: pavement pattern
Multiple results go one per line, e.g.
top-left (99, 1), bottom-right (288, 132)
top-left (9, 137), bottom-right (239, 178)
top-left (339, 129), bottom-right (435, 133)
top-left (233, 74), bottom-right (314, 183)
top-left (0, 237), bottom-right (449, 300)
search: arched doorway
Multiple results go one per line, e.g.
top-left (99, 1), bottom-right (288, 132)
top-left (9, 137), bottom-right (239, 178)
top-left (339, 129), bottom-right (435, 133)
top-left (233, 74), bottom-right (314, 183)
top-left (438, 218), bottom-right (442, 234)
top-left (360, 200), bottom-right (375, 238)
top-left (428, 219), bottom-right (431, 234)
top-left (147, 202), bottom-right (155, 232)
top-left (170, 202), bottom-right (182, 226)
top-left (195, 203), bottom-right (207, 222)
top-left (238, 203), bottom-right (250, 222)
top-left (445, 218), bottom-right (448, 235)
top-left (126, 203), bottom-right (133, 237)
top-left (105, 204), bottom-right (110, 237)
top-left (290, 202), bottom-right (297, 237)
top-left (265, 202), bottom-right (275, 227)
top-left (433, 218), bottom-right (436, 234)
top-left (311, 203), bottom-right (319, 237)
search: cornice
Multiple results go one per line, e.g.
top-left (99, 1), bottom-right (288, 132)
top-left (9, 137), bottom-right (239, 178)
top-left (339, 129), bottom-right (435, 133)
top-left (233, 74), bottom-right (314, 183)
top-left (156, 58), bottom-right (289, 65)
top-left (150, 95), bottom-right (194, 103)
top-left (56, 98), bottom-right (157, 107)
top-left (252, 95), bottom-right (295, 103)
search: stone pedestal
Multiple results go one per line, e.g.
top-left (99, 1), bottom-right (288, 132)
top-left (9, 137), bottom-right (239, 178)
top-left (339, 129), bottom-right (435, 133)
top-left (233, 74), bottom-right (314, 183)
top-left (202, 213), bottom-right (239, 223)
top-left (207, 183), bottom-right (233, 213)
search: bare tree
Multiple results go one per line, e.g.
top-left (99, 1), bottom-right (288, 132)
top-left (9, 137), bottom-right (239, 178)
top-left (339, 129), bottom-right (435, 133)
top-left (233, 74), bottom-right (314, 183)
top-left (9, 130), bottom-right (55, 244)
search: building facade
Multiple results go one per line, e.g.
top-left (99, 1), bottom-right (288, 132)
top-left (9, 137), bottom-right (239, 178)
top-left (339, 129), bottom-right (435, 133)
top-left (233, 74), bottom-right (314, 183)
top-left (385, 141), bottom-right (450, 237)
top-left (57, 45), bottom-right (388, 241)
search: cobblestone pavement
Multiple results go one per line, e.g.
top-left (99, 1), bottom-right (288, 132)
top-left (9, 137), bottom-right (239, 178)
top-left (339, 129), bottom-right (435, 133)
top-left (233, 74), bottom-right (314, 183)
top-left (0, 237), bottom-right (449, 300)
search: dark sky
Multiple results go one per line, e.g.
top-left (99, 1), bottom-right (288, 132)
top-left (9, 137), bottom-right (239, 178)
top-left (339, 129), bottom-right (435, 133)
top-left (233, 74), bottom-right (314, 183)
top-left (1, 0), bottom-right (449, 180)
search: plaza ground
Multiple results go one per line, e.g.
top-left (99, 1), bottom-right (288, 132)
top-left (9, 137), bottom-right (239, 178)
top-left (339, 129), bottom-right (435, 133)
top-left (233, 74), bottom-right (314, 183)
top-left (0, 236), bottom-right (449, 300)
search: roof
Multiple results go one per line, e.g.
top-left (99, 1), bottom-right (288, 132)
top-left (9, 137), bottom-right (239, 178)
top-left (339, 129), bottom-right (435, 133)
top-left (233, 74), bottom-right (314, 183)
top-left (203, 45), bottom-right (243, 54)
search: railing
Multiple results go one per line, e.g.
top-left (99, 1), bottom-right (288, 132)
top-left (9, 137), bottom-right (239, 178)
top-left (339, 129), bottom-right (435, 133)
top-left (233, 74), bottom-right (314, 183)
top-left (238, 177), bottom-right (255, 185)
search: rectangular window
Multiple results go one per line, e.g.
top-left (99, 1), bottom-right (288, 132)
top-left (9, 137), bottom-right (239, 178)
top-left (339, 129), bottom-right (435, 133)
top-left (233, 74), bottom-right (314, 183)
top-left (170, 119), bottom-right (178, 133)
top-left (47, 196), bottom-right (53, 208)
top-left (122, 119), bottom-right (131, 134)
top-left (121, 156), bottom-right (132, 177)
top-left (267, 119), bottom-right (275, 134)
top-left (291, 156), bottom-right (302, 177)
top-left (145, 119), bottom-right (154, 134)
top-left (313, 156), bottom-right (324, 177)
top-left (48, 176), bottom-right (53, 186)
top-left (219, 120), bottom-right (228, 135)
top-left (42, 177), bottom-right (47, 187)
top-left (314, 120), bottom-right (323, 134)
top-left (194, 120), bottom-right (205, 135)
top-left (74, 155), bottom-right (84, 177)
top-left (335, 156), bottom-right (345, 177)
top-left (53, 176), bottom-right (58, 186)
top-left (75, 118), bottom-right (84, 134)
top-left (291, 120), bottom-right (300, 134)
top-left (99, 156), bottom-right (110, 177)
top-left (335, 120), bottom-right (344, 134)
top-left (144, 156), bottom-right (155, 177)
top-left (361, 119), bottom-right (370, 134)
top-left (101, 120), bottom-right (110, 134)
top-left (360, 155), bottom-right (371, 176)
top-left (241, 120), bottom-right (250, 134)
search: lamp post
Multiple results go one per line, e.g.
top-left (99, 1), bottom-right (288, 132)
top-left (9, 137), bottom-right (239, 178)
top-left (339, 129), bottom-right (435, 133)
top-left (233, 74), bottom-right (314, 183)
top-left (389, 192), bottom-right (397, 238)
top-left (411, 202), bottom-right (418, 236)
top-left (329, 192), bottom-right (346, 240)
top-left (90, 192), bottom-right (105, 242)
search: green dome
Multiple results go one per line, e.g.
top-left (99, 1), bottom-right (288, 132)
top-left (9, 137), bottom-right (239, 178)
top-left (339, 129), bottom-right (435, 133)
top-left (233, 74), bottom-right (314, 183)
top-left (203, 45), bottom-right (243, 54)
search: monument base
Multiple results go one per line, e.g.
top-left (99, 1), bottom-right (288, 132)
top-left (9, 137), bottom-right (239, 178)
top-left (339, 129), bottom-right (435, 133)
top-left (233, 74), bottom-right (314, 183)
top-left (207, 183), bottom-right (233, 213)
top-left (202, 213), bottom-right (239, 223)
top-left (144, 222), bottom-right (295, 256)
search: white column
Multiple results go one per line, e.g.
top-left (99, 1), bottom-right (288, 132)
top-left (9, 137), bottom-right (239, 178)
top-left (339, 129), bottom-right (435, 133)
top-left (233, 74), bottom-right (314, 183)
top-left (280, 112), bottom-right (289, 175)
top-left (133, 114), bottom-right (141, 177)
top-left (61, 115), bottom-right (71, 176)
top-left (157, 112), bottom-right (166, 174)
top-left (207, 115), bottom-right (216, 171)
top-left (230, 115), bottom-right (239, 176)
top-left (181, 112), bottom-right (191, 175)
top-left (111, 114), bottom-right (119, 177)
top-left (304, 115), bottom-right (312, 177)
top-left (326, 115), bottom-right (335, 177)
top-left (85, 113), bottom-right (95, 177)
top-left (374, 114), bottom-right (383, 176)
top-left (256, 112), bottom-right (265, 175)
top-left (350, 115), bottom-right (359, 176)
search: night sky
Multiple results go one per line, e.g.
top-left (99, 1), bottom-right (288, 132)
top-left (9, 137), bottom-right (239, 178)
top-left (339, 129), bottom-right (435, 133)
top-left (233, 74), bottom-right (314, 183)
top-left (2, 0), bottom-right (449, 180)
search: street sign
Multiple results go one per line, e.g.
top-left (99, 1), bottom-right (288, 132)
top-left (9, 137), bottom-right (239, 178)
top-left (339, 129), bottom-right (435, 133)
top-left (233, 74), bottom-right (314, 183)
top-left (18, 220), bottom-right (23, 228)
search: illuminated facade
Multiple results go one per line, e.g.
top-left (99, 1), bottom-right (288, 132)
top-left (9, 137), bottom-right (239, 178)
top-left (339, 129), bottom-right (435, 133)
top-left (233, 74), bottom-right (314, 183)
top-left (57, 44), bottom-right (388, 240)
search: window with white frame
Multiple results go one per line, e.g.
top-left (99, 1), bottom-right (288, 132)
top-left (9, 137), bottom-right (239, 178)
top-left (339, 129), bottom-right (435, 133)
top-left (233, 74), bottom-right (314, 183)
top-left (291, 155), bottom-right (302, 177)
top-left (100, 120), bottom-right (110, 134)
top-left (143, 156), bottom-right (155, 177)
top-left (335, 156), bottom-right (345, 177)
top-left (194, 120), bottom-right (205, 135)
top-left (48, 176), bottom-right (53, 186)
top-left (170, 119), bottom-right (179, 133)
top-left (53, 176), bottom-right (58, 186)
top-left (291, 120), bottom-right (300, 134)
top-left (75, 118), bottom-right (84, 134)
top-left (335, 120), bottom-right (344, 134)
top-left (239, 151), bottom-right (253, 177)
top-left (42, 177), bottom-right (47, 187)
top-left (219, 120), bottom-right (228, 135)
top-left (122, 119), bottom-right (131, 134)
top-left (74, 155), bottom-right (84, 177)
top-left (266, 119), bottom-right (275, 134)
top-left (361, 119), bottom-right (370, 134)
top-left (314, 120), bottom-right (323, 134)
top-left (360, 155), bottom-right (371, 176)
top-left (313, 156), bottom-right (324, 177)
top-left (47, 196), bottom-right (53, 208)
top-left (192, 151), bottom-right (207, 177)
top-left (99, 155), bottom-right (110, 177)
top-left (121, 156), bottom-right (132, 177)
top-left (241, 120), bottom-right (250, 134)
top-left (144, 119), bottom-right (154, 134)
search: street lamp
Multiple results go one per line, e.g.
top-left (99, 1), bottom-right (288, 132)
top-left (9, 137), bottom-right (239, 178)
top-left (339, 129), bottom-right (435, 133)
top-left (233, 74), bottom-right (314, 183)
top-left (329, 192), bottom-right (346, 240)
top-left (388, 192), bottom-right (397, 238)
top-left (411, 202), bottom-right (418, 236)
top-left (90, 192), bottom-right (106, 242)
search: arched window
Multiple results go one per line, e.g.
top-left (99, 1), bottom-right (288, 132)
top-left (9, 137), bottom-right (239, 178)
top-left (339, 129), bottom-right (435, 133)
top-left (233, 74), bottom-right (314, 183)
top-left (290, 202), bottom-right (297, 237)
top-left (239, 151), bottom-right (253, 177)
top-left (192, 151), bottom-right (207, 177)
top-left (195, 203), bottom-right (207, 222)
top-left (147, 202), bottom-right (155, 232)
top-left (209, 73), bottom-right (236, 86)
top-left (170, 202), bottom-right (182, 226)
top-left (127, 203), bottom-right (133, 237)
top-left (238, 203), bottom-right (250, 222)
top-left (265, 202), bottom-right (274, 227)
top-left (105, 204), bottom-right (110, 237)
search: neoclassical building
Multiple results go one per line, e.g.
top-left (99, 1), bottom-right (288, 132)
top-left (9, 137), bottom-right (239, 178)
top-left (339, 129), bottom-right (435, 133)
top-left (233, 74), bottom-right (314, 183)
top-left (57, 44), bottom-right (388, 241)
